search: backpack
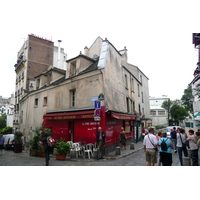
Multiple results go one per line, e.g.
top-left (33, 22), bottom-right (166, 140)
top-left (47, 136), bottom-right (55, 147)
top-left (160, 138), bottom-right (168, 151)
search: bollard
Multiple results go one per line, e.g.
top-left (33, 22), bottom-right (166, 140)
top-left (130, 143), bottom-right (135, 150)
top-left (115, 146), bottom-right (121, 155)
top-left (183, 157), bottom-right (191, 166)
top-left (70, 150), bottom-right (76, 159)
top-left (93, 149), bottom-right (98, 159)
top-left (53, 148), bottom-right (57, 156)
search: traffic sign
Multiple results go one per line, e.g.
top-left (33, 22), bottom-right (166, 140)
top-left (94, 109), bottom-right (101, 116)
top-left (94, 101), bottom-right (101, 109)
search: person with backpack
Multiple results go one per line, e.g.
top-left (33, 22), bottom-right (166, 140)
top-left (158, 132), bottom-right (173, 166)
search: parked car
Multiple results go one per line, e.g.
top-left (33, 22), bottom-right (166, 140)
top-left (166, 126), bottom-right (181, 138)
top-left (3, 134), bottom-right (15, 150)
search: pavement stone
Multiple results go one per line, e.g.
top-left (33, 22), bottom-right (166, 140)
top-left (0, 142), bottom-right (143, 166)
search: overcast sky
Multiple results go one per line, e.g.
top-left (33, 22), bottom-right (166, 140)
top-left (0, 0), bottom-right (199, 101)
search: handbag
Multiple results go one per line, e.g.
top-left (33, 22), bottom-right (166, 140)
top-left (179, 133), bottom-right (186, 148)
top-left (148, 135), bottom-right (158, 151)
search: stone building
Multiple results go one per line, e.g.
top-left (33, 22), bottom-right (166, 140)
top-left (149, 96), bottom-right (169, 127)
top-left (16, 36), bottom-right (150, 151)
top-left (13, 34), bottom-right (66, 131)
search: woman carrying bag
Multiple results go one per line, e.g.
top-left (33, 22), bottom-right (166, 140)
top-left (176, 128), bottom-right (188, 166)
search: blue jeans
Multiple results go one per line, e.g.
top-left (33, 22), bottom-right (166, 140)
top-left (171, 139), bottom-right (177, 149)
top-left (177, 147), bottom-right (188, 166)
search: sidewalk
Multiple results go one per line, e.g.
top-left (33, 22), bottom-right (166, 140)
top-left (105, 141), bottom-right (143, 160)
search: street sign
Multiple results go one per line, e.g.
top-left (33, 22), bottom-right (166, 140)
top-left (94, 101), bottom-right (101, 109)
top-left (98, 93), bottom-right (104, 101)
top-left (94, 109), bottom-right (100, 116)
top-left (89, 96), bottom-right (98, 102)
top-left (94, 116), bottom-right (101, 121)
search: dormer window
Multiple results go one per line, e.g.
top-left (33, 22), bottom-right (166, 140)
top-left (70, 61), bottom-right (76, 76)
top-left (36, 78), bottom-right (40, 89)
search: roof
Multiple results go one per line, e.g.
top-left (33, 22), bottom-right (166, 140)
top-left (66, 54), bottom-right (96, 63)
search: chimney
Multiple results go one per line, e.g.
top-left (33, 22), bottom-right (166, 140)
top-left (57, 40), bottom-right (62, 68)
top-left (84, 46), bottom-right (88, 56)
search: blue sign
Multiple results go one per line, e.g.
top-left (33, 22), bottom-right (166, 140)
top-left (94, 101), bottom-right (101, 109)
top-left (94, 109), bottom-right (100, 116)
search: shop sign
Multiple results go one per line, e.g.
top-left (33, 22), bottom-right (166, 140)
top-left (94, 116), bottom-right (101, 121)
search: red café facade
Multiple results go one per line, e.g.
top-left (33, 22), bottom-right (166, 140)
top-left (42, 106), bottom-right (139, 153)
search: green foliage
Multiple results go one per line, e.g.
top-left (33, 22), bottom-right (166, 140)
top-left (170, 104), bottom-right (189, 124)
top-left (0, 114), bottom-right (7, 130)
top-left (0, 126), bottom-right (13, 135)
top-left (56, 140), bottom-right (70, 155)
top-left (14, 131), bottom-right (23, 144)
top-left (161, 99), bottom-right (173, 125)
top-left (181, 85), bottom-right (193, 113)
top-left (155, 125), bottom-right (165, 130)
top-left (29, 135), bottom-right (40, 150)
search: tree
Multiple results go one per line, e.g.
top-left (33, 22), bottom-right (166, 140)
top-left (0, 114), bottom-right (7, 130)
top-left (181, 85), bottom-right (193, 113)
top-left (161, 99), bottom-right (173, 125)
top-left (170, 104), bottom-right (190, 125)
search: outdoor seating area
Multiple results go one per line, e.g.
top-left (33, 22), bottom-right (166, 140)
top-left (67, 141), bottom-right (98, 159)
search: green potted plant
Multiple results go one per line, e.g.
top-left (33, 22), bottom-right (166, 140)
top-left (55, 140), bottom-right (70, 160)
top-left (29, 135), bottom-right (40, 156)
top-left (37, 140), bottom-right (45, 157)
top-left (13, 131), bottom-right (23, 153)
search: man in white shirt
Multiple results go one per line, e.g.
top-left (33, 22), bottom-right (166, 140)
top-left (143, 128), bottom-right (158, 166)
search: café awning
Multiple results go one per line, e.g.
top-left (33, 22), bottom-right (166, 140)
top-left (111, 112), bottom-right (136, 120)
top-left (194, 112), bottom-right (200, 118)
top-left (43, 110), bottom-right (94, 120)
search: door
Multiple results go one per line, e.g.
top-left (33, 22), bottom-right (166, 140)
top-left (68, 121), bottom-right (74, 142)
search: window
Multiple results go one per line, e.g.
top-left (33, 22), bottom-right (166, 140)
top-left (158, 111), bottom-right (165, 115)
top-left (34, 98), bottom-right (38, 107)
top-left (70, 61), bottom-right (77, 76)
top-left (151, 110), bottom-right (156, 115)
top-left (43, 97), bottom-right (47, 106)
top-left (36, 79), bottom-right (40, 89)
top-left (140, 75), bottom-right (142, 84)
top-left (131, 78), bottom-right (134, 92)
top-left (132, 101), bottom-right (135, 112)
top-left (138, 84), bottom-right (140, 97)
top-left (126, 97), bottom-right (130, 113)
top-left (141, 92), bottom-right (144, 103)
top-left (70, 90), bottom-right (76, 107)
top-left (125, 74), bottom-right (128, 89)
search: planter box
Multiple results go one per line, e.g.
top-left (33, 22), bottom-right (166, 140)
top-left (13, 144), bottom-right (22, 153)
top-left (37, 151), bottom-right (45, 157)
top-left (56, 154), bottom-right (66, 160)
top-left (30, 149), bottom-right (38, 156)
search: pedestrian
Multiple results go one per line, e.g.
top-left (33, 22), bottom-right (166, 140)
top-left (187, 130), bottom-right (199, 166)
top-left (158, 132), bottom-right (173, 166)
top-left (143, 127), bottom-right (158, 166)
top-left (170, 127), bottom-right (177, 153)
top-left (0, 134), bottom-right (5, 154)
top-left (96, 127), bottom-right (106, 159)
top-left (42, 133), bottom-right (52, 166)
top-left (156, 131), bottom-right (162, 166)
top-left (120, 127), bottom-right (127, 149)
top-left (177, 128), bottom-right (188, 166)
